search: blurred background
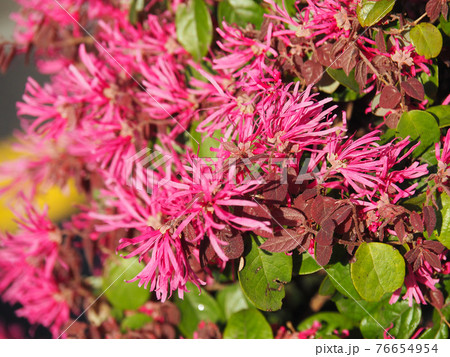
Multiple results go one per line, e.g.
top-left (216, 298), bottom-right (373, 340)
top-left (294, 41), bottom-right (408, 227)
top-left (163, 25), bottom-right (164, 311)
top-left (0, 0), bottom-right (51, 338)
top-left (0, 0), bottom-right (47, 139)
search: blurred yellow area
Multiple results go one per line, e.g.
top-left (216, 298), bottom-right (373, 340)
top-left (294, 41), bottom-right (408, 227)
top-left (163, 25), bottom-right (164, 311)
top-left (0, 139), bottom-right (84, 232)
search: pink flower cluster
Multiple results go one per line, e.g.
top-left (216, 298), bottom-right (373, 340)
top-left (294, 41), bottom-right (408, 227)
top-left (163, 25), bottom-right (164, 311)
top-left (0, 0), bottom-right (448, 337)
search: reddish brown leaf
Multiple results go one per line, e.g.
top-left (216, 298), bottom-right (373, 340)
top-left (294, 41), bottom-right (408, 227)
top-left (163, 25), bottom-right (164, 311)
top-left (332, 38), bottom-right (348, 57)
top-left (429, 289), bottom-right (444, 309)
top-left (426, 0), bottom-right (443, 22)
top-left (394, 220), bottom-right (406, 243)
top-left (241, 204), bottom-right (274, 239)
top-left (379, 85), bottom-right (401, 109)
top-left (301, 60), bottom-right (323, 85)
top-left (410, 211), bottom-right (424, 232)
top-left (401, 78), bottom-right (425, 101)
top-left (340, 44), bottom-right (358, 76)
top-left (316, 219), bottom-right (336, 246)
top-left (311, 196), bottom-right (337, 224)
top-left (385, 112), bottom-right (400, 129)
top-left (404, 248), bottom-right (421, 265)
top-left (218, 226), bottom-right (244, 259)
top-left (300, 188), bottom-right (318, 201)
top-left (293, 54), bottom-right (303, 71)
top-left (183, 223), bottom-right (197, 241)
top-left (315, 245), bottom-right (333, 266)
top-left (422, 250), bottom-right (442, 270)
top-left (330, 205), bottom-right (352, 225)
top-left (422, 240), bottom-right (445, 254)
top-left (273, 207), bottom-right (305, 226)
top-left (260, 229), bottom-right (301, 252)
top-left (262, 173), bottom-right (288, 202)
top-left (423, 206), bottom-right (437, 237)
top-left (316, 43), bottom-right (335, 67)
top-left (375, 30), bottom-right (387, 53)
top-left (354, 60), bottom-right (368, 92)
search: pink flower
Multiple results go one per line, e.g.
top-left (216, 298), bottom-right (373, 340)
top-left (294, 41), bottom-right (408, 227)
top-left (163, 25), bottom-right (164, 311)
top-left (0, 196), bottom-right (69, 337)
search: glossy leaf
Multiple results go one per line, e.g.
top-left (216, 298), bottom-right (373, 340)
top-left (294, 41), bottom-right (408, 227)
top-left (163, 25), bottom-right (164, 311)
top-left (128, 0), bottom-right (145, 25)
top-left (174, 282), bottom-right (225, 338)
top-left (327, 68), bottom-right (360, 93)
top-left (176, 0), bottom-right (213, 61)
top-left (356, 0), bottom-right (395, 27)
top-left (216, 283), bottom-right (251, 319)
top-left (427, 105), bottom-right (450, 128)
top-left (419, 309), bottom-right (449, 339)
top-left (351, 243), bottom-right (405, 302)
top-left (273, 0), bottom-right (297, 17)
top-left (420, 63), bottom-right (439, 105)
top-left (401, 78), bottom-right (425, 101)
top-left (103, 257), bottom-right (150, 311)
top-left (379, 85), bottom-right (401, 109)
top-left (223, 309), bottom-right (273, 339)
top-left (360, 300), bottom-right (422, 339)
top-left (121, 313), bottom-right (153, 332)
top-left (190, 120), bottom-right (221, 158)
top-left (440, 14), bottom-right (450, 36)
top-left (437, 192), bottom-right (450, 249)
top-left (298, 252), bottom-right (322, 275)
top-left (239, 236), bottom-right (292, 311)
top-left (396, 110), bottom-right (440, 157)
top-left (326, 261), bottom-right (362, 301)
top-left (334, 293), bottom-right (384, 322)
top-left (410, 22), bottom-right (443, 59)
top-left (218, 0), bottom-right (264, 29)
top-left (319, 276), bottom-right (336, 296)
top-left (297, 312), bottom-right (354, 338)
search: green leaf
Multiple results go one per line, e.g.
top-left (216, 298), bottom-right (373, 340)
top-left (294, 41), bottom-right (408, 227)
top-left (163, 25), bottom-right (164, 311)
top-left (223, 309), bottom-right (273, 339)
top-left (419, 309), bottom-right (449, 339)
top-left (238, 236), bottom-right (292, 311)
top-left (189, 121), bottom-right (222, 158)
top-left (175, 0), bottom-right (213, 61)
top-left (420, 64), bottom-right (439, 105)
top-left (437, 192), bottom-right (450, 249)
top-left (351, 243), bottom-right (405, 302)
top-left (360, 300), bottom-right (422, 339)
top-left (356, 0), bottom-right (395, 27)
top-left (326, 261), bottom-right (362, 301)
top-left (331, 85), bottom-right (366, 102)
top-left (216, 283), bottom-right (251, 320)
top-left (410, 22), bottom-right (443, 59)
top-left (218, 0), bottom-right (264, 29)
top-left (298, 252), bottom-right (322, 275)
top-left (334, 293), bottom-right (384, 322)
top-left (297, 312), bottom-right (354, 338)
top-left (396, 110), bottom-right (440, 158)
top-left (318, 276), bottom-right (336, 296)
top-left (174, 282), bottom-right (225, 338)
top-left (326, 68), bottom-right (360, 93)
top-left (273, 0), bottom-right (297, 17)
top-left (128, 0), bottom-right (145, 25)
top-left (121, 313), bottom-right (153, 332)
top-left (103, 257), bottom-right (150, 311)
top-left (440, 15), bottom-right (450, 37)
top-left (427, 105), bottom-right (450, 128)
